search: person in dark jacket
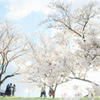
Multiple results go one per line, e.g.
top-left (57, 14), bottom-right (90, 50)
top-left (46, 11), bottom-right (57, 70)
top-left (9, 83), bottom-right (13, 96)
top-left (5, 84), bottom-right (10, 96)
top-left (40, 87), bottom-right (46, 97)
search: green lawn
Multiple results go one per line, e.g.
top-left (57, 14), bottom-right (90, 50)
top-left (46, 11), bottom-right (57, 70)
top-left (0, 97), bottom-right (100, 100)
top-left (0, 97), bottom-right (63, 100)
top-left (80, 97), bottom-right (100, 100)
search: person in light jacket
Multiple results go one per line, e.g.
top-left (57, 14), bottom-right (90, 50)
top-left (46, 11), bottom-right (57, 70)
top-left (12, 84), bottom-right (16, 96)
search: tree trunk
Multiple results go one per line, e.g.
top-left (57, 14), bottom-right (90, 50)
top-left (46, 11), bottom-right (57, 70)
top-left (0, 75), bottom-right (1, 89)
top-left (52, 84), bottom-right (57, 100)
top-left (52, 90), bottom-right (55, 99)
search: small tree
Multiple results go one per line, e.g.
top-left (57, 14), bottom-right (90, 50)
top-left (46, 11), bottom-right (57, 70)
top-left (20, 34), bottom-right (77, 99)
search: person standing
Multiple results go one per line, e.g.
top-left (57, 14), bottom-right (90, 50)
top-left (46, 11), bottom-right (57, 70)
top-left (5, 84), bottom-right (10, 96)
top-left (9, 83), bottom-right (13, 96)
top-left (12, 84), bottom-right (16, 96)
top-left (48, 87), bottom-right (53, 97)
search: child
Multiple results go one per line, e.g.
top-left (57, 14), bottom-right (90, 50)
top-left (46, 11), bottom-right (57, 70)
top-left (48, 87), bottom-right (53, 97)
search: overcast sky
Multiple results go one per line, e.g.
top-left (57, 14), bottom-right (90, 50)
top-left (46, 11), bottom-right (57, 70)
top-left (0, 0), bottom-right (100, 98)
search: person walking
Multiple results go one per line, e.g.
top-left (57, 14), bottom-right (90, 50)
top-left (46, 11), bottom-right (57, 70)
top-left (12, 84), bottom-right (16, 96)
top-left (40, 87), bottom-right (46, 97)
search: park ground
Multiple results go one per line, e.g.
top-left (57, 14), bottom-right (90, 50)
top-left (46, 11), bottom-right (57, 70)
top-left (0, 97), bottom-right (62, 100)
top-left (0, 97), bottom-right (100, 100)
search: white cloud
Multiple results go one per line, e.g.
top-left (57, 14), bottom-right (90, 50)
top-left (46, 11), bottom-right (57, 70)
top-left (6, 0), bottom-right (100, 20)
top-left (6, 0), bottom-right (65, 20)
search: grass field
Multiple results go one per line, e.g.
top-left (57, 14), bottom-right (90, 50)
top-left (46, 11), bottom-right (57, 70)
top-left (80, 97), bottom-right (100, 100)
top-left (0, 97), bottom-right (100, 100)
top-left (0, 97), bottom-right (63, 100)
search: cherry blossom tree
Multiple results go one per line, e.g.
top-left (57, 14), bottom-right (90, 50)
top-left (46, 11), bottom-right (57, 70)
top-left (20, 1), bottom-right (100, 99)
top-left (0, 20), bottom-right (27, 86)
top-left (40, 1), bottom-right (100, 86)
top-left (20, 33), bottom-right (79, 99)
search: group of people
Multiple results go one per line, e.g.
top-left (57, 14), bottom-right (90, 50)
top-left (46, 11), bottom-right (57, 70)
top-left (5, 83), bottom-right (16, 96)
top-left (40, 87), bottom-right (53, 97)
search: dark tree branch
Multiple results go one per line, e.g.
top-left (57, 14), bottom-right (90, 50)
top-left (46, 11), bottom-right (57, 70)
top-left (0, 73), bottom-right (19, 85)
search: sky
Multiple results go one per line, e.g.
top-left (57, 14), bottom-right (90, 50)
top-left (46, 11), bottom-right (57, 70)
top-left (0, 0), bottom-right (100, 98)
